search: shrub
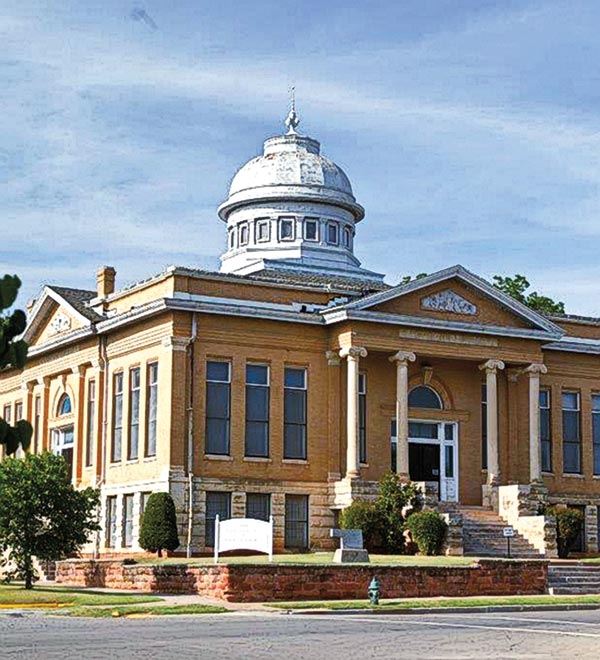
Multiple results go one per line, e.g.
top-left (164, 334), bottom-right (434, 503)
top-left (547, 507), bottom-right (584, 558)
top-left (375, 472), bottom-right (420, 553)
top-left (139, 493), bottom-right (180, 557)
top-left (339, 501), bottom-right (381, 551)
top-left (406, 511), bottom-right (448, 556)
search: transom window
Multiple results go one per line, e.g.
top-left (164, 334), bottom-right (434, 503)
top-left (408, 386), bottom-right (442, 410)
top-left (57, 394), bottom-right (72, 416)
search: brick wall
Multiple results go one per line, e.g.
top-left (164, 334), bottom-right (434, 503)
top-left (56, 559), bottom-right (548, 602)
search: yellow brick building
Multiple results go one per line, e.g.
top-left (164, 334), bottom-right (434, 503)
top-left (3, 111), bottom-right (600, 556)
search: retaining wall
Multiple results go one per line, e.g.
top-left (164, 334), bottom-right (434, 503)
top-left (55, 558), bottom-right (548, 602)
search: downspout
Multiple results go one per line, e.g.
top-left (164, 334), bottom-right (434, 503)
top-left (186, 313), bottom-right (198, 558)
top-left (94, 333), bottom-right (109, 559)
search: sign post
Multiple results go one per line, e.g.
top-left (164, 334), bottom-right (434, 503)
top-left (503, 526), bottom-right (515, 558)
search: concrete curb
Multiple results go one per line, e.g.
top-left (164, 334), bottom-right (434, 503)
top-left (282, 603), bottom-right (600, 616)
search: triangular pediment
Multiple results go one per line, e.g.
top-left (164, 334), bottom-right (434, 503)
top-left (322, 266), bottom-right (564, 338)
top-left (24, 286), bottom-right (98, 347)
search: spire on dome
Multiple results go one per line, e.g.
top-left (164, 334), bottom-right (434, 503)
top-left (285, 85), bottom-right (300, 134)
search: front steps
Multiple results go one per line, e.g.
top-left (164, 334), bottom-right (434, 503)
top-left (548, 565), bottom-right (600, 594)
top-left (451, 506), bottom-right (544, 558)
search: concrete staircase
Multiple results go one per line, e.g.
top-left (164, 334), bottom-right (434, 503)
top-left (548, 565), bottom-right (600, 594)
top-left (458, 506), bottom-right (544, 558)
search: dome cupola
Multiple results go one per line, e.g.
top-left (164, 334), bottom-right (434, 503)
top-left (217, 108), bottom-right (383, 283)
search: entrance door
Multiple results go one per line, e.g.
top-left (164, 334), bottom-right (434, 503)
top-left (409, 443), bottom-right (440, 484)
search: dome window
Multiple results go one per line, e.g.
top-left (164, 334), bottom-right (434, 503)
top-left (327, 222), bottom-right (339, 245)
top-left (239, 223), bottom-right (249, 246)
top-left (343, 227), bottom-right (351, 248)
top-left (279, 217), bottom-right (295, 241)
top-left (228, 228), bottom-right (235, 249)
top-left (256, 219), bottom-right (270, 243)
top-left (57, 393), bottom-right (72, 416)
top-left (304, 218), bottom-right (319, 241)
top-left (408, 386), bottom-right (443, 410)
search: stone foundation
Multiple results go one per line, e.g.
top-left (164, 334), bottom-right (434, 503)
top-left (56, 558), bottom-right (548, 602)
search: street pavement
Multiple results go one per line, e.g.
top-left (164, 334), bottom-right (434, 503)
top-left (2, 608), bottom-right (600, 659)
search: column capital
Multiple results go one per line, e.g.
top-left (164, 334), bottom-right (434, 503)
top-left (339, 346), bottom-right (367, 360)
top-left (325, 350), bottom-right (341, 366)
top-left (524, 362), bottom-right (548, 377)
top-left (71, 364), bottom-right (87, 377)
top-left (90, 357), bottom-right (106, 370)
top-left (479, 358), bottom-right (505, 374)
top-left (389, 350), bottom-right (416, 365)
top-left (36, 375), bottom-right (51, 388)
top-left (162, 336), bottom-right (190, 351)
top-left (21, 380), bottom-right (35, 393)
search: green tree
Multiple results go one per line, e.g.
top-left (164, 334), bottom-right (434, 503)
top-left (0, 452), bottom-right (99, 588)
top-left (547, 507), bottom-right (584, 558)
top-left (492, 274), bottom-right (565, 315)
top-left (0, 274), bottom-right (33, 455)
top-left (138, 492), bottom-right (180, 557)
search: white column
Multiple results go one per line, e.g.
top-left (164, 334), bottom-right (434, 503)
top-left (479, 359), bottom-right (505, 485)
top-left (339, 346), bottom-right (367, 479)
top-left (389, 351), bottom-right (416, 480)
top-left (525, 363), bottom-right (548, 483)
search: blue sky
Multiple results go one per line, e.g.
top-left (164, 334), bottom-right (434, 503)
top-left (3, 1), bottom-right (600, 314)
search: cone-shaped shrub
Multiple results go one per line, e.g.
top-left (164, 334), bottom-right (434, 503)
top-left (138, 492), bottom-right (180, 557)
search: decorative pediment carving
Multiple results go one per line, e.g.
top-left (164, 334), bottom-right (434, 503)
top-left (421, 290), bottom-right (477, 316)
top-left (49, 312), bottom-right (72, 335)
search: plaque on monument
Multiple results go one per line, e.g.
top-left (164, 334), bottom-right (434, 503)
top-left (330, 528), bottom-right (370, 563)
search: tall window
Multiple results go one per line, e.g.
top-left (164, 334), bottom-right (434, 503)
top-left (112, 372), bottom-right (124, 462)
top-left (146, 362), bottom-right (158, 457)
top-left (327, 222), bottom-right (339, 245)
top-left (85, 380), bottom-right (96, 467)
top-left (593, 394), bottom-right (600, 476)
top-left (481, 384), bottom-right (488, 470)
top-left (540, 389), bottom-right (552, 472)
top-left (205, 491), bottom-right (231, 547)
top-left (246, 493), bottom-right (270, 521)
top-left (15, 401), bottom-right (23, 421)
top-left (128, 368), bottom-right (141, 460)
top-left (106, 496), bottom-right (118, 548)
top-left (562, 391), bottom-right (581, 474)
top-left (245, 364), bottom-right (270, 457)
top-left (285, 495), bottom-right (309, 549)
top-left (205, 361), bottom-right (231, 455)
top-left (2, 404), bottom-right (11, 423)
top-left (284, 367), bottom-right (307, 459)
top-left (51, 427), bottom-right (74, 477)
top-left (123, 494), bottom-right (134, 547)
top-left (33, 395), bottom-right (41, 454)
top-left (359, 373), bottom-right (367, 464)
top-left (304, 218), bottom-right (318, 241)
top-left (140, 491), bottom-right (152, 527)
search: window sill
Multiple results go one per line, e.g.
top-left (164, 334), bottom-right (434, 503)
top-left (143, 456), bottom-right (157, 462)
top-left (359, 463), bottom-right (369, 468)
top-left (109, 462), bottom-right (122, 467)
top-left (562, 473), bottom-right (585, 478)
top-left (125, 459), bottom-right (139, 465)
top-left (542, 471), bottom-right (555, 476)
top-left (243, 457), bottom-right (272, 463)
top-left (283, 458), bottom-right (309, 465)
top-left (204, 454), bottom-right (233, 461)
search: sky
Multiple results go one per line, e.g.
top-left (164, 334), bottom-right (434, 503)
top-left (3, 0), bottom-right (600, 314)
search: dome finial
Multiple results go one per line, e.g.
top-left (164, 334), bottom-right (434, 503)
top-left (285, 84), bottom-right (300, 134)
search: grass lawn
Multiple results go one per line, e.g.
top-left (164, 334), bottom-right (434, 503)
top-left (0, 584), bottom-right (163, 608)
top-left (137, 553), bottom-right (475, 567)
top-left (62, 604), bottom-right (229, 618)
top-left (268, 594), bottom-right (600, 611)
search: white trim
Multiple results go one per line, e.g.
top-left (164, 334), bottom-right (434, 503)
top-left (321, 308), bottom-right (561, 340)
top-left (24, 286), bottom-right (93, 344)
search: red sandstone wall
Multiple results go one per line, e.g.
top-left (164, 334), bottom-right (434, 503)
top-left (55, 559), bottom-right (547, 602)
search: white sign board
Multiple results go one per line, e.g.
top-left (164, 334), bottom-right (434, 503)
top-left (214, 516), bottom-right (273, 563)
top-left (503, 526), bottom-right (515, 538)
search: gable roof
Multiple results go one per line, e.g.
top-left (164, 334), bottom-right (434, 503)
top-left (23, 285), bottom-right (102, 345)
top-left (323, 265), bottom-right (565, 338)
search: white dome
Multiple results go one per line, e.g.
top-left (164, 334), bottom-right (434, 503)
top-left (218, 134), bottom-right (364, 222)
